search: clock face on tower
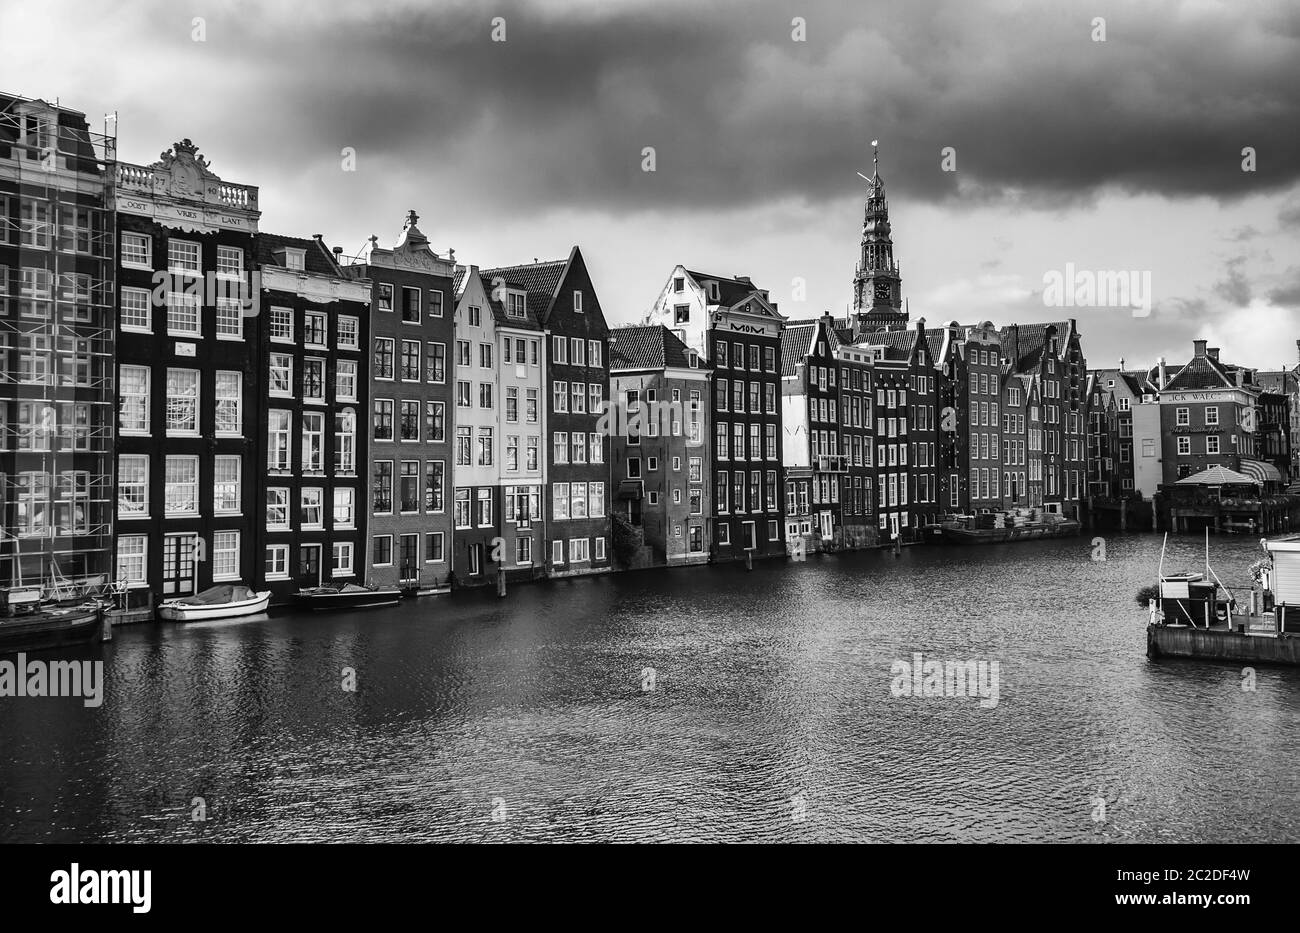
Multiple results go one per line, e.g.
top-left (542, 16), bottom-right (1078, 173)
top-left (874, 279), bottom-right (892, 301)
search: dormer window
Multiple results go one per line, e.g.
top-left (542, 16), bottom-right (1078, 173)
top-left (688, 351), bottom-right (698, 369)
top-left (20, 113), bottom-right (51, 155)
top-left (708, 282), bottom-right (720, 302)
top-left (507, 292), bottom-right (526, 318)
top-left (284, 248), bottom-right (306, 271)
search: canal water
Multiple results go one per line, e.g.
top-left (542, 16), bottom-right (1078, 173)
top-left (2, 533), bottom-right (1298, 843)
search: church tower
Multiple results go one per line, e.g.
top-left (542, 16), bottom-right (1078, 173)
top-left (851, 142), bottom-right (908, 333)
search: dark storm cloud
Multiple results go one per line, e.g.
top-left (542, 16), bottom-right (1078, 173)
top-left (1212, 256), bottom-right (1252, 306)
top-left (115, 0), bottom-right (1300, 216)
top-left (1268, 267), bottom-right (1300, 306)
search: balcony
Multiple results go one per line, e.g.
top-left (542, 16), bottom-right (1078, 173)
top-left (814, 454), bottom-right (849, 474)
top-left (115, 160), bottom-right (259, 212)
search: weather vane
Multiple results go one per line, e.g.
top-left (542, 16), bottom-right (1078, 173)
top-left (857, 139), bottom-right (880, 183)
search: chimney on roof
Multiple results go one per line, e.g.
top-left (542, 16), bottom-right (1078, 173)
top-left (1158, 357), bottom-right (1167, 389)
top-left (312, 233), bottom-right (323, 242)
top-left (1193, 338), bottom-right (1207, 358)
top-left (332, 246), bottom-right (343, 264)
top-left (1119, 356), bottom-right (1125, 370)
top-left (735, 275), bottom-right (752, 284)
top-left (1207, 347), bottom-right (1220, 362)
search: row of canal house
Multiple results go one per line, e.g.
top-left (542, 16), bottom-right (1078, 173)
top-left (0, 97), bottom-right (1135, 609)
top-left (615, 155), bottom-right (1094, 560)
top-left (104, 133), bottom-right (616, 608)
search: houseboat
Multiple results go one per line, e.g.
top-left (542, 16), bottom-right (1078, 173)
top-left (939, 506), bottom-right (1080, 543)
top-left (0, 602), bottom-right (104, 655)
top-left (157, 585), bottom-right (271, 622)
top-left (1145, 533), bottom-right (1300, 665)
top-left (295, 582), bottom-right (402, 611)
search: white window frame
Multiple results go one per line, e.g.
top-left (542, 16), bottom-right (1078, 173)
top-left (214, 371), bottom-right (242, 436)
top-left (167, 238), bottom-right (201, 275)
top-left (120, 286), bottom-right (152, 333)
top-left (266, 487), bottom-right (291, 530)
top-left (265, 544), bottom-right (290, 580)
top-left (338, 315), bottom-right (359, 350)
top-left (216, 245), bottom-right (244, 278)
top-left (164, 455), bottom-right (200, 517)
top-left (213, 455), bottom-right (242, 515)
top-left (212, 531), bottom-right (241, 581)
top-left (117, 454), bottom-right (150, 519)
top-left (121, 232), bottom-right (152, 269)
top-left (270, 307), bottom-right (294, 344)
top-left (116, 535), bottom-right (148, 587)
top-left (119, 365), bottom-right (151, 435)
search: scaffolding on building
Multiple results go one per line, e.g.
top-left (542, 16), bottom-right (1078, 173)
top-left (0, 93), bottom-right (118, 603)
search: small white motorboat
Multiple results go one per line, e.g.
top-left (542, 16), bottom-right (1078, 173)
top-left (157, 584), bottom-right (271, 622)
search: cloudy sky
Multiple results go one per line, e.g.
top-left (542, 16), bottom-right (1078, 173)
top-left (3, 0), bottom-right (1299, 371)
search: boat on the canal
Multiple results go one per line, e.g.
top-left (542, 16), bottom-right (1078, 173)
top-left (0, 604), bottom-right (103, 655)
top-left (1145, 532), bottom-right (1300, 665)
top-left (295, 582), bottom-right (402, 611)
top-left (157, 584), bottom-right (271, 622)
top-left (939, 507), bottom-right (1080, 543)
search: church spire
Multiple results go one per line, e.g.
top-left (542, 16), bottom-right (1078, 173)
top-left (851, 140), bottom-right (906, 332)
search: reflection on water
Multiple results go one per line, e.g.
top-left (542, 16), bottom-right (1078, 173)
top-left (2, 533), bottom-right (1298, 842)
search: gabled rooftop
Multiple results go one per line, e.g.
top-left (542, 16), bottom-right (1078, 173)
top-left (684, 269), bottom-right (766, 308)
top-left (482, 258), bottom-right (567, 320)
top-left (609, 324), bottom-right (706, 372)
top-left (257, 232), bottom-right (342, 276)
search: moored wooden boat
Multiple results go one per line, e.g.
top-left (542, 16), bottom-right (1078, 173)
top-left (157, 584), bottom-right (271, 622)
top-left (939, 519), bottom-right (1080, 543)
top-left (295, 582), bottom-right (402, 611)
top-left (0, 605), bottom-right (102, 655)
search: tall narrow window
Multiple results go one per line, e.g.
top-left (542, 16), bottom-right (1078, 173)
top-left (268, 410), bottom-right (292, 471)
top-left (118, 455), bottom-right (149, 517)
top-left (302, 412), bottom-right (325, 472)
top-left (214, 456), bottom-right (241, 514)
top-left (214, 371), bottom-right (243, 436)
top-left (164, 456), bottom-right (199, 516)
top-left (335, 409), bottom-right (356, 473)
top-left (119, 365), bottom-right (150, 434)
top-left (165, 368), bottom-right (199, 435)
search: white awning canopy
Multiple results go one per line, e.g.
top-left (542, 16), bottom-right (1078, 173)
top-left (1175, 465), bottom-right (1258, 486)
